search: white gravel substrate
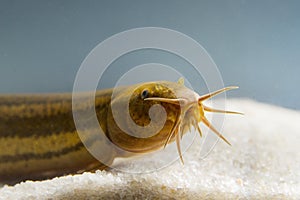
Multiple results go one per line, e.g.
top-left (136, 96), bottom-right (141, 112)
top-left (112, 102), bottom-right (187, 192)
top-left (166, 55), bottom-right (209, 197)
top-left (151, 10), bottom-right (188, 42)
top-left (0, 99), bottom-right (299, 199)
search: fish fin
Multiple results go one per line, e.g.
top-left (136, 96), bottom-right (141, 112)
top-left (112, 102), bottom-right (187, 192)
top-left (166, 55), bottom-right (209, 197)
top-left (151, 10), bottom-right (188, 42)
top-left (177, 77), bottom-right (185, 86)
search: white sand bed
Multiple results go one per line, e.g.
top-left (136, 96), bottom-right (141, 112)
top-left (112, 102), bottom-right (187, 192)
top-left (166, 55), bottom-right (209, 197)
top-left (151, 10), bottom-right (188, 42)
top-left (0, 99), bottom-right (299, 199)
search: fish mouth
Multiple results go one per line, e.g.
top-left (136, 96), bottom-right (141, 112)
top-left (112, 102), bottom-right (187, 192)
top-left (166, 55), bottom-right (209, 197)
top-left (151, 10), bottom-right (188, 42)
top-left (144, 86), bottom-right (242, 163)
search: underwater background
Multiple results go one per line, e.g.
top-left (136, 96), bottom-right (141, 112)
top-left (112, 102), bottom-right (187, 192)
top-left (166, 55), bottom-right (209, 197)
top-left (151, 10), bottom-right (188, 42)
top-left (0, 0), bottom-right (299, 109)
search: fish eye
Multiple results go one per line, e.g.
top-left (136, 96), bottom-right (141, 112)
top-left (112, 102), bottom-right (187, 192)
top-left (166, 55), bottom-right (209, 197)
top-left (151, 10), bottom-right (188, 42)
top-left (141, 89), bottom-right (149, 99)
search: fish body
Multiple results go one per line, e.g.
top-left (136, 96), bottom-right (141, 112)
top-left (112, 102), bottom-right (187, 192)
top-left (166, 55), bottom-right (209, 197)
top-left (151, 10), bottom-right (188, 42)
top-left (0, 80), bottom-right (239, 184)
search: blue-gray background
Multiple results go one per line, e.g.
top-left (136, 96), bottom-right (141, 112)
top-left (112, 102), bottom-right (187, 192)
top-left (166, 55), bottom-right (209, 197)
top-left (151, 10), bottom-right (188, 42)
top-left (0, 0), bottom-right (299, 109)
